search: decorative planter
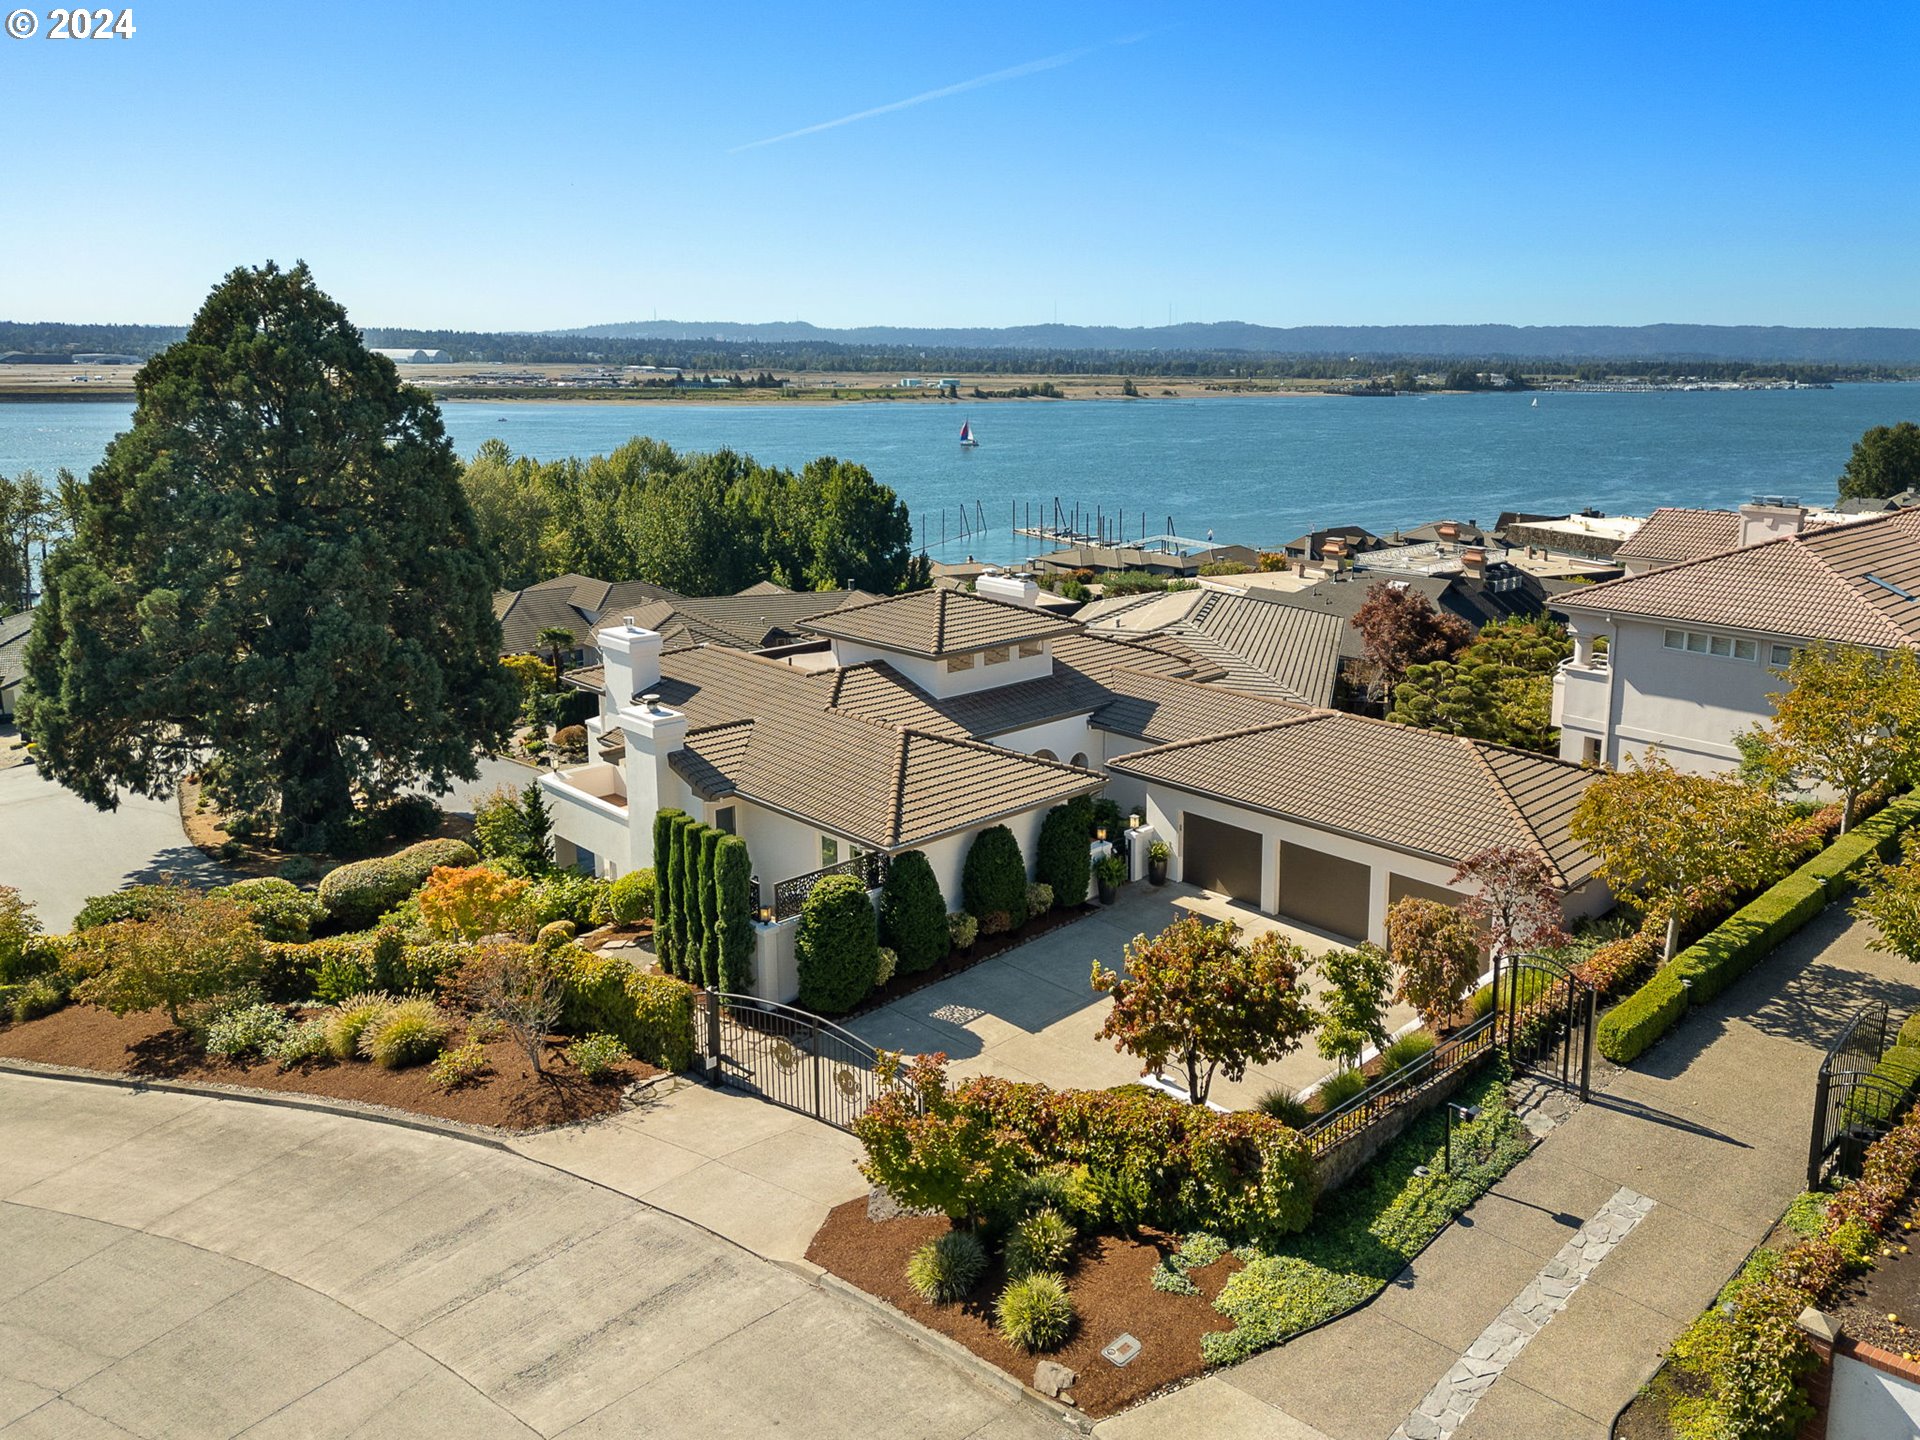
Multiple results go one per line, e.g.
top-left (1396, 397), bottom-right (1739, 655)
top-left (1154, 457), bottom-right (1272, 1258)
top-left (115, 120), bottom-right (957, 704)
top-left (1097, 878), bottom-right (1118, 905)
top-left (1148, 857), bottom-right (1168, 886)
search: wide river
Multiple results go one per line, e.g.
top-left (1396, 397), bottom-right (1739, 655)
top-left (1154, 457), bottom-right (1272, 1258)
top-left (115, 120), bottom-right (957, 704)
top-left (5, 386), bottom-right (1914, 564)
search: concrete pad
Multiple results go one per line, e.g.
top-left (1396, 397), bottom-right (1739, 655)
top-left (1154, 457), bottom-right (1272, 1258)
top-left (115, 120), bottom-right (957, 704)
top-left (894, 960), bottom-right (1092, 1047)
top-left (235, 1343), bottom-right (538, 1439)
top-left (509, 1117), bottom-right (711, 1198)
top-left (617, 1081), bottom-right (815, 1159)
top-left (1453, 1165), bottom-right (1621, 1261)
top-left (1451, 1376), bottom-right (1605, 1440)
top-left (1095, 1375), bottom-right (1331, 1439)
top-left (65, 1278), bottom-right (391, 1438)
top-left (1225, 1307), bottom-right (1460, 1440)
top-left (0, 1378), bottom-right (57, 1430)
top-left (1584, 1204), bottom-right (1756, 1323)
top-left (559, 1288), bottom-right (1037, 1440)
top-left (0, 1398), bottom-right (138, 1438)
top-left (0, 1083), bottom-right (214, 1199)
top-left (639, 1159), bottom-right (828, 1265)
top-left (0, 1320), bottom-right (114, 1394)
top-left (1496, 1280), bottom-right (1674, 1425)
top-left (719, 1123), bottom-right (868, 1207)
top-left (0, 1205), bottom-right (125, 1305)
top-left (844, 1005), bottom-right (958, 1060)
top-left (1370, 1227), bottom-right (1554, 1352)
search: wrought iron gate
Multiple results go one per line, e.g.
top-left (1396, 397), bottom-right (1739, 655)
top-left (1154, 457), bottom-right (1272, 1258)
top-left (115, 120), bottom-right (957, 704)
top-left (1808, 1002), bottom-right (1906, 1190)
top-left (697, 990), bottom-right (890, 1131)
top-left (1494, 952), bottom-right (1596, 1102)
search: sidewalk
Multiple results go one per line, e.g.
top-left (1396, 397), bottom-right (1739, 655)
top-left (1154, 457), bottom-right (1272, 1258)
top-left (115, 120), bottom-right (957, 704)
top-left (1099, 903), bottom-right (1920, 1440)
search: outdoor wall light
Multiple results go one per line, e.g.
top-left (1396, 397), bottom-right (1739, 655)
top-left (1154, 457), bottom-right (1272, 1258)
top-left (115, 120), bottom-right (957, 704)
top-left (1096, 827), bottom-right (1108, 842)
top-left (1444, 1102), bottom-right (1481, 1173)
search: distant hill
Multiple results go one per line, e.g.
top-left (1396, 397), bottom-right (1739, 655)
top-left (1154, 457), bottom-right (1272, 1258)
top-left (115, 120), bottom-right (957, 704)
top-left (554, 320), bottom-right (1920, 364)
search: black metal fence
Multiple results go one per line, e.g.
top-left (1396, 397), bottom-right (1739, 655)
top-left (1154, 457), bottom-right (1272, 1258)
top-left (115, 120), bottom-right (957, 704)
top-left (1808, 1001), bottom-right (1910, 1189)
top-left (698, 990), bottom-right (891, 1131)
top-left (758, 852), bottom-right (889, 923)
top-left (1495, 954), bottom-right (1597, 1103)
top-left (1302, 1012), bottom-right (1498, 1158)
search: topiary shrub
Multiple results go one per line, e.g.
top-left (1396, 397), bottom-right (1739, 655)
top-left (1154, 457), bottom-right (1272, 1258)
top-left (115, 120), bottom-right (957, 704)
top-left (963, 825), bottom-right (1028, 924)
top-left (796, 873), bottom-right (880, 1016)
top-left (695, 827), bottom-right (723, 988)
top-left (360, 996), bottom-right (451, 1068)
top-left (906, 1229), bottom-right (988, 1303)
top-left (948, 913), bottom-right (979, 952)
top-left (1034, 804), bottom-right (1091, 912)
top-left (535, 920), bottom-right (577, 952)
top-left (996, 1272), bottom-right (1074, 1351)
top-left (1597, 968), bottom-right (1690, 1063)
top-left (316, 839), bottom-right (478, 931)
top-left (609, 868), bottom-right (655, 924)
top-left (209, 877), bottom-right (327, 943)
top-left (1005, 1208), bottom-right (1076, 1279)
top-left (879, 849), bottom-right (949, 976)
top-left (652, 810), bottom-right (685, 971)
top-left (325, 992), bottom-right (394, 1061)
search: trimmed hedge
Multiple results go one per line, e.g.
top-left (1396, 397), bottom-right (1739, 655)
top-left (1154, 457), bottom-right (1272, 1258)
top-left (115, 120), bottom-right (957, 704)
top-left (796, 872), bottom-right (879, 1015)
top-left (715, 834), bottom-right (755, 993)
top-left (209, 877), bottom-right (327, 943)
top-left (652, 809), bottom-right (683, 967)
top-left (553, 947), bottom-right (696, 1071)
top-left (1598, 795), bottom-right (1920, 1064)
top-left (697, 827), bottom-right (723, 988)
top-left (1034, 805), bottom-right (1090, 912)
top-left (317, 839), bottom-right (478, 931)
top-left (879, 849), bottom-right (949, 975)
top-left (609, 868), bottom-right (654, 924)
top-left (963, 824), bottom-right (1027, 923)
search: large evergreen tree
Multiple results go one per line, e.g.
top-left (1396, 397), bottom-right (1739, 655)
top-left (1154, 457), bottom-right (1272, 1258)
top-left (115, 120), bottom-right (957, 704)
top-left (19, 262), bottom-right (515, 846)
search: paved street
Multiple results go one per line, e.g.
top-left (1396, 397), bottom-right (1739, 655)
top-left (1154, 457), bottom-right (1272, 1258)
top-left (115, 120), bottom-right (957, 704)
top-left (0, 1072), bottom-right (1052, 1440)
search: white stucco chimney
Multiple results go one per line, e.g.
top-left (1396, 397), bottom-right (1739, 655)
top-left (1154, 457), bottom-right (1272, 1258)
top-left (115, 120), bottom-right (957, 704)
top-left (597, 620), bottom-right (663, 704)
top-left (976, 570), bottom-right (1042, 608)
top-left (1737, 500), bottom-right (1806, 549)
top-left (614, 690), bottom-right (688, 836)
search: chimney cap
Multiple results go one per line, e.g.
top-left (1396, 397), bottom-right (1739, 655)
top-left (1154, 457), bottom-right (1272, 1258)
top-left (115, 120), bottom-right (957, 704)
top-left (641, 692), bottom-right (661, 710)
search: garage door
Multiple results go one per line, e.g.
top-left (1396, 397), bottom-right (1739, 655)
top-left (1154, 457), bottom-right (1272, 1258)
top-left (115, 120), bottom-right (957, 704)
top-left (1182, 813), bottom-right (1262, 905)
top-left (1388, 874), bottom-right (1461, 910)
top-left (1277, 841), bottom-right (1370, 939)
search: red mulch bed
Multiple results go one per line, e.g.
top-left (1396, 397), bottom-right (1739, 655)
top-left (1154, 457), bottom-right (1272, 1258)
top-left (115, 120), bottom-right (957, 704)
top-left (806, 1196), bottom-right (1235, 1417)
top-left (0, 1004), bottom-right (658, 1130)
top-left (842, 904), bottom-right (1096, 1020)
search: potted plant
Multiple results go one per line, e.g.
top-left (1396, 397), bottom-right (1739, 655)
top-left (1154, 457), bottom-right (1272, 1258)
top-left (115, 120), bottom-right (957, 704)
top-left (1147, 839), bottom-right (1170, 886)
top-left (1095, 853), bottom-right (1126, 905)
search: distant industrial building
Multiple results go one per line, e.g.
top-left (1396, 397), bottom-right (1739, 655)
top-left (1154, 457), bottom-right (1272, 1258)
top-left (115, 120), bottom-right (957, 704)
top-left (70, 353), bottom-right (142, 365)
top-left (372, 348), bottom-right (451, 363)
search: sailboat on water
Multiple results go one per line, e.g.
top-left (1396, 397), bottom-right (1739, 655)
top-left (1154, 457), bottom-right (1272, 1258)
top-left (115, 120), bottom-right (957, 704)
top-left (959, 419), bottom-right (980, 448)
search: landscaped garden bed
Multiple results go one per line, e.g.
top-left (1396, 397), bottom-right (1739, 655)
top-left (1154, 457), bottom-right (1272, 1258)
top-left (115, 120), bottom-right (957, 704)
top-left (0, 1001), bottom-right (657, 1130)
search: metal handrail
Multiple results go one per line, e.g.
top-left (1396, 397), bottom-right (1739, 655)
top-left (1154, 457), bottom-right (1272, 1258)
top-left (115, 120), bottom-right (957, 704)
top-left (711, 992), bottom-right (885, 1062)
top-left (1303, 1012), bottom-right (1498, 1157)
top-left (767, 852), bottom-right (889, 921)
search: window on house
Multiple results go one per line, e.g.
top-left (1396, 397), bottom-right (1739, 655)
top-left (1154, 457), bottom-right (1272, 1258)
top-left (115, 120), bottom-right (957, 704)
top-left (715, 806), bottom-right (736, 834)
top-left (1770, 644), bottom-right (1796, 667)
top-left (1663, 627), bottom-right (1759, 661)
top-left (820, 836), bottom-right (838, 867)
top-left (946, 653), bottom-right (975, 672)
top-left (1582, 736), bottom-right (1602, 766)
top-left (1732, 639), bottom-right (1758, 661)
top-left (1019, 640), bottom-right (1044, 658)
top-left (984, 646), bottom-right (1011, 665)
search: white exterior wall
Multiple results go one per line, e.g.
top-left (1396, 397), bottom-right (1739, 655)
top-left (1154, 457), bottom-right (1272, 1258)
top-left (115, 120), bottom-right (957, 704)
top-left (1555, 614), bottom-right (1794, 775)
top-left (829, 639), bottom-right (1053, 698)
top-left (1829, 1351), bottom-right (1920, 1440)
top-left (917, 802), bottom-right (1055, 914)
top-left (993, 713), bottom-right (1097, 766)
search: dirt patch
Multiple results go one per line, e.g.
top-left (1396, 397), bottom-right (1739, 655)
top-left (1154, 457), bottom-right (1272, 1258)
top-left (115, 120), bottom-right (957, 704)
top-left (1831, 1198), bottom-right (1920, 1357)
top-left (806, 1196), bottom-right (1235, 1417)
top-left (0, 1003), bottom-right (657, 1131)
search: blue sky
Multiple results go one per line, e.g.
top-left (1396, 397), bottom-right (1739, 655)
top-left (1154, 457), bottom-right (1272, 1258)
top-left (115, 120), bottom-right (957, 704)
top-left (3, 1), bottom-right (1916, 331)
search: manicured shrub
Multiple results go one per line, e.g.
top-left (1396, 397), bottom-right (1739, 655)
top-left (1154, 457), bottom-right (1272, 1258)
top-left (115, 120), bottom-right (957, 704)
top-left (996, 1272), bottom-right (1074, 1352)
top-left (905, 1230), bottom-right (988, 1304)
top-left (879, 850), bottom-right (949, 975)
top-left (570, 1031), bottom-right (631, 1081)
top-left (73, 883), bottom-right (188, 932)
top-left (360, 996), bottom-right (451, 1068)
top-left (609, 868), bottom-right (655, 924)
top-left (317, 839), bottom-right (479, 931)
top-left (204, 1003), bottom-right (292, 1061)
top-left (1005, 1208), bottom-right (1076, 1278)
top-left (429, 1041), bottom-right (488, 1090)
top-left (209, 877), bottom-right (327, 944)
top-left (962, 825), bottom-right (1027, 926)
top-left (267, 1018), bottom-right (330, 1068)
top-left (715, 834), bottom-right (755, 993)
top-left (874, 947), bottom-right (898, 989)
top-left (672, 815), bottom-right (702, 980)
top-left (1671, 873), bottom-right (1826, 1003)
top-left (1899, 1009), bottom-right (1920, 1050)
top-left (696, 827), bottom-right (723, 987)
top-left (1596, 968), bottom-right (1690, 1063)
top-left (535, 920), bottom-right (577, 952)
top-left (1256, 1088), bottom-right (1312, 1128)
top-left (551, 948), bottom-right (696, 1071)
top-left (1034, 805), bottom-right (1091, 912)
top-left (325, 992), bottom-right (393, 1060)
top-left (76, 892), bottom-right (267, 1025)
top-left (796, 873), bottom-right (880, 1015)
top-left (523, 871), bottom-right (611, 929)
top-left (1026, 883), bottom-right (1054, 920)
top-left (948, 913), bottom-right (979, 952)
top-left (1378, 1031), bottom-right (1437, 1075)
top-left (1317, 1066), bottom-right (1371, 1109)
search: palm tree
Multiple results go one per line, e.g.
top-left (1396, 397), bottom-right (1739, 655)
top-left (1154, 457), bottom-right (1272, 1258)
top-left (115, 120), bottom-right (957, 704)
top-left (535, 626), bottom-right (577, 690)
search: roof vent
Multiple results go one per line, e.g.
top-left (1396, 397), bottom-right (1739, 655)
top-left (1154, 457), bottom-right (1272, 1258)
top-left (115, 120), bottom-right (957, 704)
top-left (641, 691), bottom-right (662, 710)
top-left (1866, 574), bottom-right (1918, 603)
top-left (624, 615), bottom-right (635, 626)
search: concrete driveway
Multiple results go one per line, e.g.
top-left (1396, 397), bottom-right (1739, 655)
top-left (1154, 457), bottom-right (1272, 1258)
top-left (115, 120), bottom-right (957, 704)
top-left (847, 883), bottom-right (1418, 1109)
top-left (0, 1072), bottom-right (1053, 1440)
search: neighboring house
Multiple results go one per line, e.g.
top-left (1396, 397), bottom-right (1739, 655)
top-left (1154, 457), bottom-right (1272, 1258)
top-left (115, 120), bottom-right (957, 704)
top-left (1277, 525), bottom-right (1387, 564)
top-left (1552, 506), bottom-right (1920, 774)
top-left (1615, 502), bottom-right (1871, 575)
top-left (1071, 586), bottom-right (1345, 705)
top-left (492, 574), bottom-right (868, 663)
top-left (545, 575), bottom-right (1605, 999)
top-left (1836, 488), bottom-right (1920, 516)
top-left (0, 610), bottom-right (31, 721)
top-left (1496, 510), bottom-right (1641, 564)
top-left (1031, 543), bottom-right (1261, 578)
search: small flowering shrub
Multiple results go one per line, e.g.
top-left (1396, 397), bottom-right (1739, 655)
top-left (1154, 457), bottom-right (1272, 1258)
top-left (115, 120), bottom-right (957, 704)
top-left (267, 1018), bottom-right (330, 1069)
top-left (203, 1003), bottom-right (291, 1061)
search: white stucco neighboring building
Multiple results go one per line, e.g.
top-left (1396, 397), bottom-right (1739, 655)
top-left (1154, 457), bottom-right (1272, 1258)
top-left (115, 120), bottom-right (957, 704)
top-left (1553, 504), bottom-right (1920, 774)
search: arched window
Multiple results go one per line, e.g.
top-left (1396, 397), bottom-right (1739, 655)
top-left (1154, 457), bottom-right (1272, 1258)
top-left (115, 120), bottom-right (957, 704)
top-left (1070, 752), bottom-right (1090, 769)
top-left (1034, 749), bottom-right (1058, 762)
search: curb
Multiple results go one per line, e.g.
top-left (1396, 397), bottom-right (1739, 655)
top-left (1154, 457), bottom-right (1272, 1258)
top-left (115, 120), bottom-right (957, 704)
top-left (813, 1270), bottom-right (1093, 1434)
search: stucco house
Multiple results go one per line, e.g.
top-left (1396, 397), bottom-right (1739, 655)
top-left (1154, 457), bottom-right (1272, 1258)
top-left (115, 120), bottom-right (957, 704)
top-left (545, 576), bottom-right (1607, 1001)
top-left (1552, 505), bottom-right (1920, 774)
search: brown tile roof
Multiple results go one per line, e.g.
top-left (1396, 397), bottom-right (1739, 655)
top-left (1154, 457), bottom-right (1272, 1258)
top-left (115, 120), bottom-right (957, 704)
top-left (802, 588), bottom-right (1080, 656)
top-left (1075, 588), bottom-right (1343, 700)
top-left (1108, 712), bottom-right (1599, 887)
top-left (1555, 506), bottom-right (1920, 648)
top-left (1614, 508), bottom-right (1742, 569)
top-left (1093, 670), bottom-right (1312, 745)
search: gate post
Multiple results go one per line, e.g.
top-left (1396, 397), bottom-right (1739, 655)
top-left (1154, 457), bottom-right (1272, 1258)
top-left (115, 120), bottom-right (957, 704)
top-left (705, 987), bottom-right (722, 1087)
top-left (1580, 987), bottom-right (1596, 1103)
top-left (1808, 1068), bottom-right (1831, 1191)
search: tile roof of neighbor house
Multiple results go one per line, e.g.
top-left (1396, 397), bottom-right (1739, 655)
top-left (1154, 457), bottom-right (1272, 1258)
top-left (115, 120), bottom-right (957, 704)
top-left (493, 575), bottom-right (870, 654)
top-left (1108, 713), bottom-right (1600, 887)
top-left (1613, 508), bottom-right (1743, 569)
top-left (0, 610), bottom-right (32, 697)
top-left (1255, 571), bottom-right (1548, 659)
top-left (1554, 506), bottom-right (1920, 648)
top-left (801, 588), bottom-right (1081, 656)
top-left (1071, 588), bottom-right (1344, 704)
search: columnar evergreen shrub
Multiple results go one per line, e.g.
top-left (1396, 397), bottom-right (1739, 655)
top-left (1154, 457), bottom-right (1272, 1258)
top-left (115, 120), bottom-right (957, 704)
top-left (652, 809), bottom-right (684, 967)
top-left (963, 825), bottom-right (1027, 924)
top-left (697, 826), bottom-right (723, 987)
top-left (796, 873), bottom-right (880, 1015)
top-left (1034, 805), bottom-right (1090, 911)
top-left (879, 849), bottom-right (949, 975)
top-left (673, 815), bottom-right (702, 979)
top-left (715, 834), bottom-right (755, 992)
